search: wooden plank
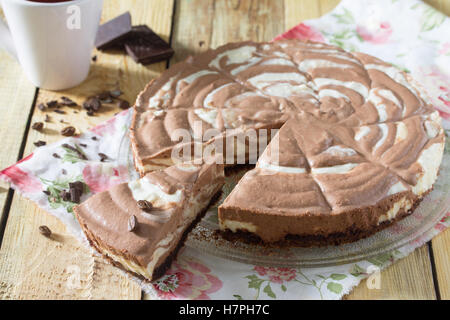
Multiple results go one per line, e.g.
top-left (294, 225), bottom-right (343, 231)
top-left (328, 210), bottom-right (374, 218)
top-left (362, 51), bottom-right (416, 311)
top-left (432, 230), bottom-right (450, 299)
top-left (284, 0), bottom-right (438, 300)
top-left (171, 0), bottom-right (285, 66)
top-left (0, 0), bottom-right (175, 299)
top-left (346, 246), bottom-right (436, 300)
top-left (424, 0), bottom-right (450, 16)
top-left (0, 47), bottom-right (37, 224)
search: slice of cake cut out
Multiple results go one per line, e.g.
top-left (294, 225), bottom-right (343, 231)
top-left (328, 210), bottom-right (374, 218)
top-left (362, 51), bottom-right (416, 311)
top-left (75, 160), bottom-right (224, 281)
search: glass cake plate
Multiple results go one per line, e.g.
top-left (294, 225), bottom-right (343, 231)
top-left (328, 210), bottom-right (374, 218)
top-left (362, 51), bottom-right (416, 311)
top-left (118, 112), bottom-right (450, 268)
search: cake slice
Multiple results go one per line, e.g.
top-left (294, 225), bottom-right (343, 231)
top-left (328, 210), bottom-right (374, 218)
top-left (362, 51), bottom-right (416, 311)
top-left (74, 160), bottom-right (224, 281)
top-left (218, 115), bottom-right (423, 245)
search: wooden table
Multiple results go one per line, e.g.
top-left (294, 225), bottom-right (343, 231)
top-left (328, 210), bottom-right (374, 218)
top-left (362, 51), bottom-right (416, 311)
top-left (0, 0), bottom-right (448, 300)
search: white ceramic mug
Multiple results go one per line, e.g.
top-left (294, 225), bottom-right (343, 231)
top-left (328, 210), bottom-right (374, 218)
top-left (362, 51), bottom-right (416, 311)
top-left (0, 0), bottom-right (103, 90)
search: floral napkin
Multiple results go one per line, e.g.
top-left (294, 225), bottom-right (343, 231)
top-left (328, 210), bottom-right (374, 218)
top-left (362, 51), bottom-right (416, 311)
top-left (1, 0), bottom-right (449, 300)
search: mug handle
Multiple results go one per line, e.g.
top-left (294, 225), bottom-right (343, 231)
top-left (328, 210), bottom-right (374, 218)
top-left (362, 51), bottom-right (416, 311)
top-left (0, 7), bottom-right (18, 59)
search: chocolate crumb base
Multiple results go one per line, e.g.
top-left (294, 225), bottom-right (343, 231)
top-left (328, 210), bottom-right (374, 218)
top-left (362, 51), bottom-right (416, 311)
top-left (218, 194), bottom-right (427, 248)
top-left (76, 189), bottom-right (223, 283)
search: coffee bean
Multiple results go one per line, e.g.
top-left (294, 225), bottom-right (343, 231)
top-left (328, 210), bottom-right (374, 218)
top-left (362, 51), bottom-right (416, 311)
top-left (60, 96), bottom-right (77, 106)
top-left (39, 225), bottom-right (52, 238)
top-left (118, 99), bottom-right (130, 109)
top-left (44, 114), bottom-right (51, 122)
top-left (61, 126), bottom-right (76, 137)
top-left (54, 109), bottom-right (66, 114)
top-left (52, 153), bottom-right (61, 159)
top-left (32, 122), bottom-right (44, 131)
top-left (38, 103), bottom-right (46, 111)
top-left (127, 215), bottom-right (137, 232)
top-left (46, 100), bottom-right (58, 108)
top-left (98, 153), bottom-right (108, 162)
top-left (34, 140), bottom-right (46, 147)
top-left (137, 200), bottom-right (153, 212)
top-left (83, 97), bottom-right (101, 112)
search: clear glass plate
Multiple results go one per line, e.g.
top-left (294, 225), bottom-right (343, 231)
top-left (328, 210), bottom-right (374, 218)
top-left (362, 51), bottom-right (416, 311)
top-left (119, 111), bottom-right (450, 268)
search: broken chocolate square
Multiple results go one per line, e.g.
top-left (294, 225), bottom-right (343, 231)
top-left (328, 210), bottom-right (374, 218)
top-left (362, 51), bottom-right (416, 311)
top-left (124, 25), bottom-right (174, 65)
top-left (95, 12), bottom-right (133, 50)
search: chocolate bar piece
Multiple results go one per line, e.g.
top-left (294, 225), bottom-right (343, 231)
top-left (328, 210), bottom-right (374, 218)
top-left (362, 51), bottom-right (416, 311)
top-left (124, 25), bottom-right (174, 65)
top-left (95, 12), bottom-right (132, 50)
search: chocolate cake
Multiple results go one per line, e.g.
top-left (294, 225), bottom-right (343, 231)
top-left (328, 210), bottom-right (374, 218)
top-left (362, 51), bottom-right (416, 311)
top-left (130, 39), bottom-right (445, 245)
top-left (74, 160), bottom-right (224, 281)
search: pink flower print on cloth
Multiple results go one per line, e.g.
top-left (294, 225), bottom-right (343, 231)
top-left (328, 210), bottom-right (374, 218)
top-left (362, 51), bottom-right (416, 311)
top-left (356, 22), bottom-right (392, 44)
top-left (0, 154), bottom-right (42, 193)
top-left (274, 23), bottom-right (325, 42)
top-left (153, 256), bottom-right (222, 300)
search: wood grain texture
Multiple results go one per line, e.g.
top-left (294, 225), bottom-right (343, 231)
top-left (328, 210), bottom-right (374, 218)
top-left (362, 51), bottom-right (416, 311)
top-left (171, 0), bottom-right (285, 65)
top-left (346, 246), bottom-right (436, 300)
top-left (0, 50), bottom-right (36, 224)
top-left (424, 0), bottom-right (450, 16)
top-left (432, 229), bottom-right (450, 299)
top-left (0, 0), bottom-right (174, 300)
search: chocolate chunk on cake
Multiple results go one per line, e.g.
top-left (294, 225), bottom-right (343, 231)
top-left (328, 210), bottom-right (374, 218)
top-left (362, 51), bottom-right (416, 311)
top-left (130, 39), bottom-right (445, 246)
top-left (75, 161), bottom-right (224, 281)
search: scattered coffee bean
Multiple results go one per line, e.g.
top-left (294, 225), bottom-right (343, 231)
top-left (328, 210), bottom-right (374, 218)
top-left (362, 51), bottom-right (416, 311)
top-left (54, 109), bottom-right (66, 114)
top-left (83, 97), bottom-right (101, 112)
top-left (79, 143), bottom-right (87, 148)
top-left (39, 225), bottom-right (52, 238)
top-left (92, 55), bottom-right (97, 62)
top-left (43, 190), bottom-right (50, 196)
top-left (199, 40), bottom-right (205, 47)
top-left (52, 153), bottom-right (61, 159)
top-left (31, 122), bottom-right (44, 131)
top-left (127, 215), bottom-right (137, 232)
top-left (46, 100), bottom-right (58, 108)
top-left (60, 96), bottom-right (77, 106)
top-left (118, 99), bottom-right (130, 109)
top-left (98, 153), bottom-right (108, 162)
top-left (62, 169), bottom-right (67, 175)
top-left (137, 200), bottom-right (153, 212)
top-left (34, 140), bottom-right (46, 147)
top-left (91, 136), bottom-right (98, 141)
top-left (61, 126), bottom-right (76, 137)
top-left (38, 103), bottom-right (46, 111)
top-left (44, 114), bottom-right (51, 122)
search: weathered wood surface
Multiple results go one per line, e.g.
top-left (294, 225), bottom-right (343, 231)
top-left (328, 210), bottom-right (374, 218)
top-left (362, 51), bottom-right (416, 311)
top-left (0, 0), bottom-right (448, 300)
